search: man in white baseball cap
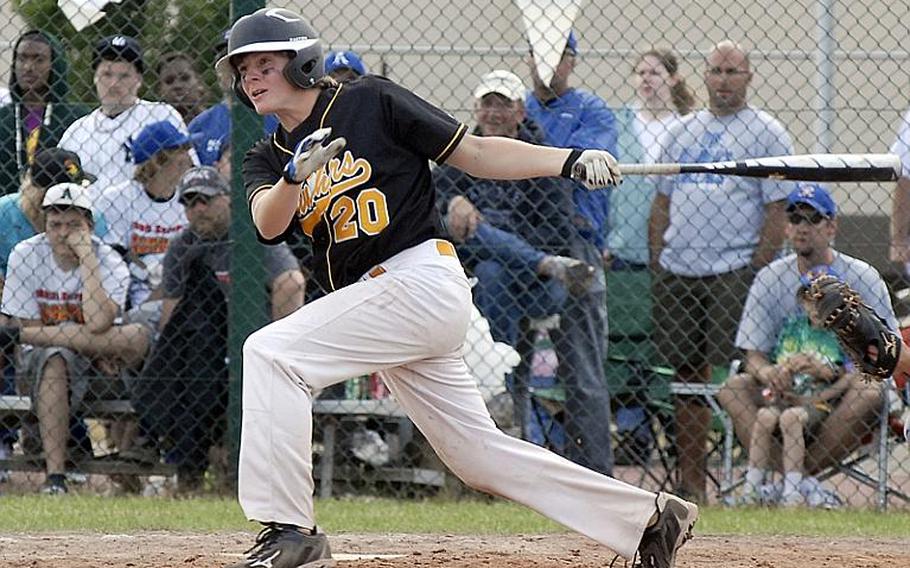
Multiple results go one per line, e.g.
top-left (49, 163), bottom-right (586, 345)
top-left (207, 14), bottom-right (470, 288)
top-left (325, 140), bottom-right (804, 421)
top-left (0, 181), bottom-right (150, 495)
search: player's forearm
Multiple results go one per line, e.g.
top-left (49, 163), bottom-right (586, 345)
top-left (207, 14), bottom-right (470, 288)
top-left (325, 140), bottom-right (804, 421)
top-left (251, 180), bottom-right (300, 239)
top-left (447, 134), bottom-right (573, 180)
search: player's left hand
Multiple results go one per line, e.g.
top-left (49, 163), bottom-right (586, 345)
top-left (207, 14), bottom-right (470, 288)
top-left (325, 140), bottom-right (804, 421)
top-left (809, 274), bottom-right (901, 380)
top-left (565, 149), bottom-right (622, 190)
top-left (283, 127), bottom-right (347, 185)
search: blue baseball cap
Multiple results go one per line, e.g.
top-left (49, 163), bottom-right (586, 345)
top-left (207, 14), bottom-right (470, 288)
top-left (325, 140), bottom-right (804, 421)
top-left (130, 121), bottom-right (195, 165)
top-left (566, 30), bottom-right (578, 55)
top-left (324, 50), bottom-right (366, 77)
top-left (786, 183), bottom-right (837, 218)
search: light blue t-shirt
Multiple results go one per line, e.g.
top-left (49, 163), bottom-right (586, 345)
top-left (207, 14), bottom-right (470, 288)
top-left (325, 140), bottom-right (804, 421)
top-left (0, 193), bottom-right (108, 278)
top-left (736, 251), bottom-right (898, 355)
top-left (657, 106), bottom-right (795, 276)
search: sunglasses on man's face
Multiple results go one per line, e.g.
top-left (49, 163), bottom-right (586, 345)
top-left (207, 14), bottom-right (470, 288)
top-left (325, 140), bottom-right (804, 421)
top-left (787, 211), bottom-right (827, 225)
top-left (180, 193), bottom-right (213, 208)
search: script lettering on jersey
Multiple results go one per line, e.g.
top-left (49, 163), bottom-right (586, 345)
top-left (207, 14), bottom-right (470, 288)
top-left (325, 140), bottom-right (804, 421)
top-left (298, 150), bottom-right (372, 236)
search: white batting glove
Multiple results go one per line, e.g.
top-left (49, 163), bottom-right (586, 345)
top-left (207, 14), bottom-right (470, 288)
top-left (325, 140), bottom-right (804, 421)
top-left (282, 127), bottom-right (347, 184)
top-left (561, 149), bottom-right (622, 189)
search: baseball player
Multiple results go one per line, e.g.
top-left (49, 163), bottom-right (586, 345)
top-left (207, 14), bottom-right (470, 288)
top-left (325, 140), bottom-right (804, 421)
top-left (219, 8), bottom-right (697, 568)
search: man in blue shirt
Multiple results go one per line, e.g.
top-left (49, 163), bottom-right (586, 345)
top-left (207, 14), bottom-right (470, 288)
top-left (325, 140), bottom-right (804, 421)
top-left (523, 34), bottom-right (617, 474)
top-left (525, 31), bottom-right (618, 254)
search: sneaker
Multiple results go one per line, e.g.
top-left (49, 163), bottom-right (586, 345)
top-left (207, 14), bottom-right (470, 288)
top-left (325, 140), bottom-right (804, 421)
top-left (40, 480), bottom-right (68, 495)
top-left (227, 524), bottom-right (333, 568)
top-left (780, 492), bottom-right (804, 508)
top-left (539, 255), bottom-right (595, 295)
top-left (635, 492), bottom-right (699, 568)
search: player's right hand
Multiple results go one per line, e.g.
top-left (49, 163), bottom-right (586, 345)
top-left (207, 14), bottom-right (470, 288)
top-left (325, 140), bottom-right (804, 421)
top-left (565, 149), bottom-right (622, 190)
top-left (282, 127), bottom-right (347, 185)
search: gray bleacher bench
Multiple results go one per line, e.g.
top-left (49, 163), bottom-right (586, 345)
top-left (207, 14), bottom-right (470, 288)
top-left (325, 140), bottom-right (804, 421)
top-left (0, 395), bottom-right (445, 495)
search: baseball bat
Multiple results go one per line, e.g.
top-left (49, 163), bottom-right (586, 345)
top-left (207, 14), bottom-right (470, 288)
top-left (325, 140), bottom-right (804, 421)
top-left (617, 153), bottom-right (901, 182)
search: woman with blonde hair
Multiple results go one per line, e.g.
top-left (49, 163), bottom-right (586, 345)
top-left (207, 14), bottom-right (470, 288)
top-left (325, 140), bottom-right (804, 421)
top-left (608, 48), bottom-right (696, 465)
top-left (608, 48), bottom-right (695, 269)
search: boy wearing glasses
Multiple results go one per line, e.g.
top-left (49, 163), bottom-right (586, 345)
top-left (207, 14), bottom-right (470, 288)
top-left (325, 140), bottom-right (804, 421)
top-left (719, 183), bottom-right (897, 503)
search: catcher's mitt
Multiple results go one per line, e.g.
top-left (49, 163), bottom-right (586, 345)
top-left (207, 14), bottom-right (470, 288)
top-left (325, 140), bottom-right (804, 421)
top-left (809, 275), bottom-right (901, 379)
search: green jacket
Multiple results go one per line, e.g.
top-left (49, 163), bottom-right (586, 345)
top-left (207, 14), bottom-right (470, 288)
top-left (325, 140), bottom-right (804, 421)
top-left (0, 31), bottom-right (90, 196)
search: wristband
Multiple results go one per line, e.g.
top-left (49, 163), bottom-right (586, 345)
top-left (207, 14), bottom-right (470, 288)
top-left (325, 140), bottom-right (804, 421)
top-left (561, 149), bottom-right (583, 178)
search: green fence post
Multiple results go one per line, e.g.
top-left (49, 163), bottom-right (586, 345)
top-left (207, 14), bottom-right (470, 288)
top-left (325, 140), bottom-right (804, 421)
top-left (227, 0), bottom-right (266, 484)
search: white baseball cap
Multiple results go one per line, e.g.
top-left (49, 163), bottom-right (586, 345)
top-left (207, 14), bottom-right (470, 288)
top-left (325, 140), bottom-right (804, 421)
top-left (42, 182), bottom-right (94, 219)
top-left (473, 70), bottom-right (525, 101)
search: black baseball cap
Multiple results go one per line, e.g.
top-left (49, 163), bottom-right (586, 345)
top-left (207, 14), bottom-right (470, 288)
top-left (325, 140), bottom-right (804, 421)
top-left (177, 166), bottom-right (230, 204)
top-left (93, 35), bottom-right (144, 73)
top-left (29, 148), bottom-right (94, 189)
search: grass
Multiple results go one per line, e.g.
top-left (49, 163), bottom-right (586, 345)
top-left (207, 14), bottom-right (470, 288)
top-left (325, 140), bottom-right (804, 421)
top-left (1, 495), bottom-right (909, 537)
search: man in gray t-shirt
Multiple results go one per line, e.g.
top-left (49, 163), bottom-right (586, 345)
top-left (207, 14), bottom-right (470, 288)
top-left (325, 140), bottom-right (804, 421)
top-left (647, 40), bottom-right (794, 501)
top-left (126, 167), bottom-right (305, 488)
top-left (719, 182), bottom-right (895, 484)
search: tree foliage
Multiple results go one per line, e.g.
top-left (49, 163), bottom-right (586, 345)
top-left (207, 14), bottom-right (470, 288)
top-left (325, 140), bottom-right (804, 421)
top-left (12, 0), bottom-right (229, 104)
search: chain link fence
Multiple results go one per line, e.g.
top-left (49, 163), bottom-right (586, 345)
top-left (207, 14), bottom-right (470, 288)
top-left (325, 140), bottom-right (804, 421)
top-left (0, 0), bottom-right (907, 509)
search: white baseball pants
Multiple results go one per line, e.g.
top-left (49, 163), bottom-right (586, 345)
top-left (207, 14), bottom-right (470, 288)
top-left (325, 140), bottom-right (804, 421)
top-left (238, 239), bottom-right (656, 559)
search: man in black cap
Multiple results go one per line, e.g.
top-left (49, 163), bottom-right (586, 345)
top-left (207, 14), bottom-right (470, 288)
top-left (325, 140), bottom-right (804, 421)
top-left (125, 166), bottom-right (303, 491)
top-left (58, 35), bottom-right (194, 191)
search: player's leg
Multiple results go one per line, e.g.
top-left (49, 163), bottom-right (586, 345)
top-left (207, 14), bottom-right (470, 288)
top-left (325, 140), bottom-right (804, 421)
top-left (238, 243), bottom-right (473, 528)
top-left (380, 357), bottom-right (661, 560)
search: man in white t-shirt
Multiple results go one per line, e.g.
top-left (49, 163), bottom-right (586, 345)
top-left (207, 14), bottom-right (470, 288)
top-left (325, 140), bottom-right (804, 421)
top-left (58, 35), bottom-right (195, 192)
top-left (0, 183), bottom-right (151, 494)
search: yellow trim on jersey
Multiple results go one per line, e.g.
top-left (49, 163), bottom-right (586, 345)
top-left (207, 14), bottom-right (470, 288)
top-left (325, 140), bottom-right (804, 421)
top-left (323, 211), bottom-right (336, 291)
top-left (319, 83), bottom-right (344, 128)
top-left (247, 184), bottom-right (274, 205)
top-left (434, 123), bottom-right (467, 163)
top-left (273, 133), bottom-right (293, 156)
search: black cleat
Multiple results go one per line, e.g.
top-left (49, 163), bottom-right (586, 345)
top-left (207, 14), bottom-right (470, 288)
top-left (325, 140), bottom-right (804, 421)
top-left (227, 523), bottom-right (333, 568)
top-left (635, 492), bottom-right (699, 568)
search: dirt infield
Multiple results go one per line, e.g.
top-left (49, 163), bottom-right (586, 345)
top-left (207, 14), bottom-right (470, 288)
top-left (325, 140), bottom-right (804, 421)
top-left (0, 532), bottom-right (907, 567)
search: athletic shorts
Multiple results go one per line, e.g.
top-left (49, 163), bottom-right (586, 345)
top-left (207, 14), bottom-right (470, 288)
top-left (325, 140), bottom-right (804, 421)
top-left (652, 266), bottom-right (754, 370)
top-left (17, 346), bottom-right (129, 415)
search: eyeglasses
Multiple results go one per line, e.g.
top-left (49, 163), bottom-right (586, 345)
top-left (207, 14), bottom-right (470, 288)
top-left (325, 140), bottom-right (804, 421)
top-left (706, 67), bottom-right (749, 77)
top-left (787, 211), bottom-right (827, 225)
top-left (181, 193), bottom-right (213, 208)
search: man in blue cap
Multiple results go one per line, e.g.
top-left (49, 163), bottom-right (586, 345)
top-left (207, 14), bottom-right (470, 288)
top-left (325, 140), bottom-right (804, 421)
top-left (324, 50), bottom-right (367, 82)
top-left (719, 182), bottom-right (897, 506)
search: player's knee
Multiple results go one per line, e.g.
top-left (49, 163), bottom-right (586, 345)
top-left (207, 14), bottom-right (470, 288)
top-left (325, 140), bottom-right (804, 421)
top-left (242, 328), bottom-right (272, 362)
top-left (718, 373), bottom-right (751, 407)
top-left (779, 407), bottom-right (807, 430)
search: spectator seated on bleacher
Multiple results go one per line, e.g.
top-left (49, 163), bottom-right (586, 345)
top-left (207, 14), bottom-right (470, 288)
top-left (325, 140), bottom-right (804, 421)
top-left (718, 184), bottom-right (896, 504)
top-left (433, 70), bottom-right (613, 474)
top-left (123, 167), bottom-right (304, 492)
top-left (0, 183), bottom-right (150, 495)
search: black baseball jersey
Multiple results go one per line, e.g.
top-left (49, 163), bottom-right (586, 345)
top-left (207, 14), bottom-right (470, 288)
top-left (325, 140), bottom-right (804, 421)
top-left (243, 76), bottom-right (467, 291)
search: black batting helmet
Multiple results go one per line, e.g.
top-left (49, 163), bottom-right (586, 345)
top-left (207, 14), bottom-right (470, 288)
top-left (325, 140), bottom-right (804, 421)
top-left (215, 8), bottom-right (324, 108)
